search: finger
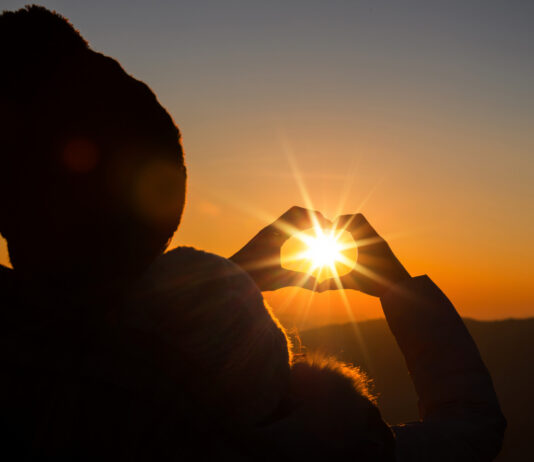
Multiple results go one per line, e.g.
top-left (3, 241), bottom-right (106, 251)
top-left (317, 278), bottom-right (338, 292)
top-left (317, 272), bottom-right (361, 292)
top-left (281, 206), bottom-right (330, 230)
top-left (275, 206), bottom-right (331, 239)
top-left (335, 213), bottom-right (381, 242)
top-left (256, 206), bottom-right (313, 239)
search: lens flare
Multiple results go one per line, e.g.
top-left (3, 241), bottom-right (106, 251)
top-left (304, 233), bottom-right (343, 270)
top-left (281, 226), bottom-right (357, 282)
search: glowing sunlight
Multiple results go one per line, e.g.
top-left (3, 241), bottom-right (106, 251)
top-left (281, 226), bottom-right (357, 282)
top-left (304, 232), bottom-right (343, 269)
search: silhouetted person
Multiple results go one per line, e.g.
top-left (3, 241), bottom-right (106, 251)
top-left (0, 6), bottom-right (289, 460)
top-left (0, 6), bottom-right (505, 462)
top-left (0, 5), bottom-right (188, 459)
top-left (230, 207), bottom-right (507, 460)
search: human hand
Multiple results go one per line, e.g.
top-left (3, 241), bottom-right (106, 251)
top-left (230, 206), bottom-right (331, 291)
top-left (319, 214), bottom-right (410, 297)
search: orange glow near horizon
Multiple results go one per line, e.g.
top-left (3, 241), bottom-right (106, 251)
top-left (1, 124), bottom-right (530, 328)
top-left (0, 0), bottom-right (532, 329)
top-left (0, 5), bottom-right (532, 327)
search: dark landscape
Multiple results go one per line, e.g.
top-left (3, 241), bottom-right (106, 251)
top-left (297, 318), bottom-right (534, 462)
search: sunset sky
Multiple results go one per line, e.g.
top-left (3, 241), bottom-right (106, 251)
top-left (1, 1), bottom-right (532, 325)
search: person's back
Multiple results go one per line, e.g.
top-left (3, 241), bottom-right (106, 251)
top-left (1, 249), bottom-right (288, 460)
top-left (0, 272), bottom-right (170, 460)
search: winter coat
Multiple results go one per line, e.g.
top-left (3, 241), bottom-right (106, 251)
top-left (0, 248), bottom-right (505, 460)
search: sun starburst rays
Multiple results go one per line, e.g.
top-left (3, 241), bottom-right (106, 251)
top-left (281, 223), bottom-right (357, 283)
top-left (216, 139), bottom-right (401, 343)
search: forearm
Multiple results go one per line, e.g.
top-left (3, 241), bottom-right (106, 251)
top-left (381, 276), bottom-right (506, 460)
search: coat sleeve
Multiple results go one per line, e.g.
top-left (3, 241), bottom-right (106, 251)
top-left (381, 276), bottom-right (506, 461)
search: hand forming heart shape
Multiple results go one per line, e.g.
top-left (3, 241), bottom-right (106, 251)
top-left (230, 207), bottom-right (410, 297)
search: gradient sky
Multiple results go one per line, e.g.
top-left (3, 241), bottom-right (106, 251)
top-left (1, 0), bottom-right (533, 325)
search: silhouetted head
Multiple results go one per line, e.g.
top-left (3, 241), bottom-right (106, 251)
top-left (0, 6), bottom-right (186, 288)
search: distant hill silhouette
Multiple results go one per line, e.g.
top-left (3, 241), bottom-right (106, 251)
top-left (296, 318), bottom-right (534, 462)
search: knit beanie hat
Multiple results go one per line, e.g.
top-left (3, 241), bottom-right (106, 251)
top-left (0, 6), bottom-right (185, 284)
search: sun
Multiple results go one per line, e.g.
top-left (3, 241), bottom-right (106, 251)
top-left (303, 232), bottom-right (343, 270)
top-left (281, 226), bottom-right (357, 282)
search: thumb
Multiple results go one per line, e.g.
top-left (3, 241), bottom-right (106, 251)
top-left (317, 273), bottom-right (361, 292)
top-left (277, 269), bottom-right (319, 291)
